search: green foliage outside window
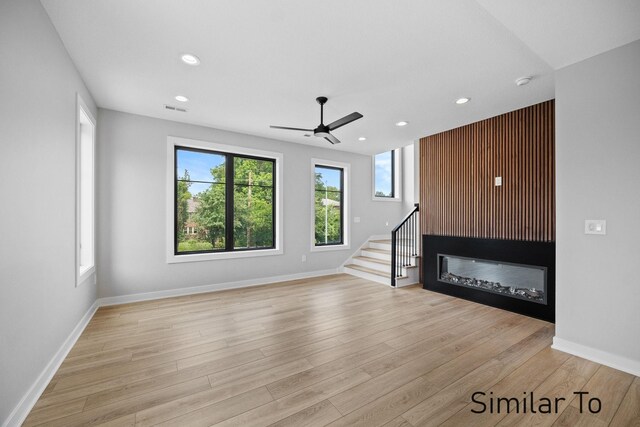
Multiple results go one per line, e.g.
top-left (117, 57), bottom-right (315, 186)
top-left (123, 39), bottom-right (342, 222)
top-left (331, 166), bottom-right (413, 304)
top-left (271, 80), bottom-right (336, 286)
top-left (175, 148), bottom-right (274, 253)
top-left (314, 167), bottom-right (343, 245)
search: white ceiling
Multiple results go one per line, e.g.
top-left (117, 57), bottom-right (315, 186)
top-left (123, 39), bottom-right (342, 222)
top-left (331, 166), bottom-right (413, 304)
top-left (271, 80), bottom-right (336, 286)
top-left (476, 0), bottom-right (640, 69)
top-left (41, 0), bottom-right (639, 155)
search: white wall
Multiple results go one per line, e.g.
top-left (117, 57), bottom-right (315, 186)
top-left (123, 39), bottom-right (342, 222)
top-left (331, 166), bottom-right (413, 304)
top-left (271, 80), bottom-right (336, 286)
top-left (402, 144), bottom-right (415, 210)
top-left (0, 0), bottom-right (98, 424)
top-left (97, 109), bottom-right (405, 298)
top-left (555, 40), bottom-right (640, 374)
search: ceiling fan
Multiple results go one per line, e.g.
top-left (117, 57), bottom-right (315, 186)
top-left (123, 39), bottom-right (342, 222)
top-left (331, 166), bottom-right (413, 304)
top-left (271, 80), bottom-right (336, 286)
top-left (270, 96), bottom-right (363, 144)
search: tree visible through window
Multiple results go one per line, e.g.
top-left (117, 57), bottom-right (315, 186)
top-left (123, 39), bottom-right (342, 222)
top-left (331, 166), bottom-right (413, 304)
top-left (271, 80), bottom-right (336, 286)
top-left (314, 165), bottom-right (343, 245)
top-left (374, 150), bottom-right (395, 197)
top-left (175, 147), bottom-right (275, 254)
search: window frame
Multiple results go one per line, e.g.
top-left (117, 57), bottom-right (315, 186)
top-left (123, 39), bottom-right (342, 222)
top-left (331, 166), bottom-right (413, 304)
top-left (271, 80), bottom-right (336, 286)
top-left (173, 146), bottom-right (277, 256)
top-left (310, 158), bottom-right (350, 252)
top-left (372, 148), bottom-right (402, 202)
top-left (166, 136), bottom-right (283, 263)
top-left (76, 94), bottom-right (96, 287)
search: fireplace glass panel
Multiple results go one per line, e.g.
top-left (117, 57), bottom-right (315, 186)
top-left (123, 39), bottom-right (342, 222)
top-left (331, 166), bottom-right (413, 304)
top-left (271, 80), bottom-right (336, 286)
top-left (438, 254), bottom-right (546, 304)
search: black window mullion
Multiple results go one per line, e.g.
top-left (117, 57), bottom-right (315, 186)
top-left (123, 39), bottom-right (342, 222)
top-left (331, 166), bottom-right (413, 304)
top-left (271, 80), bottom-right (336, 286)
top-left (314, 165), bottom-right (345, 246)
top-left (174, 145), bottom-right (179, 255)
top-left (339, 168), bottom-right (344, 244)
top-left (390, 150), bottom-right (395, 198)
top-left (271, 159), bottom-right (276, 249)
top-left (225, 154), bottom-right (234, 251)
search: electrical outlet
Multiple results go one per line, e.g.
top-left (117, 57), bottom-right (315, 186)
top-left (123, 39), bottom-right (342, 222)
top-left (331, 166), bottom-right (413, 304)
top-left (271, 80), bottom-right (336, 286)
top-left (585, 219), bottom-right (606, 235)
top-left (495, 176), bottom-right (502, 186)
top-left (301, 255), bottom-right (307, 262)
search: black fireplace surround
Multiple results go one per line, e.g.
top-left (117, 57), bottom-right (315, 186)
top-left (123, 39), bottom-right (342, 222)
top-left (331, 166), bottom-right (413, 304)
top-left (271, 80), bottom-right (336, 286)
top-left (423, 235), bottom-right (555, 322)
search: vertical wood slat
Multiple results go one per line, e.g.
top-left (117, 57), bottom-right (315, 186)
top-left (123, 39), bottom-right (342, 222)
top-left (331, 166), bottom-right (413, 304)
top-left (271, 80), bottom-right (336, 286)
top-left (419, 100), bottom-right (555, 242)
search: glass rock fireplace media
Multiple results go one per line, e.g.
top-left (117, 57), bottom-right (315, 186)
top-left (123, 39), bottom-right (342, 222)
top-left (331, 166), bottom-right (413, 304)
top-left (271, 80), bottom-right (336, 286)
top-left (438, 254), bottom-right (546, 304)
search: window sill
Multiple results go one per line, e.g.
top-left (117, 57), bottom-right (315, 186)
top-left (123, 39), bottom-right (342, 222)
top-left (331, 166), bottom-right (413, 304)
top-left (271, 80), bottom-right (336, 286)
top-left (372, 196), bottom-right (402, 202)
top-left (77, 265), bottom-right (95, 287)
top-left (311, 243), bottom-right (351, 253)
top-left (167, 248), bottom-right (283, 264)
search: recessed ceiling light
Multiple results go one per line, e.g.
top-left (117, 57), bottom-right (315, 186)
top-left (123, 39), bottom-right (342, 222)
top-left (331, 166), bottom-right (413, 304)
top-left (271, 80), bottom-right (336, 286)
top-left (515, 76), bottom-right (532, 86)
top-left (175, 95), bottom-right (189, 102)
top-left (456, 97), bottom-right (470, 104)
top-left (395, 121), bottom-right (409, 127)
top-left (180, 54), bottom-right (200, 66)
top-left (358, 137), bottom-right (367, 141)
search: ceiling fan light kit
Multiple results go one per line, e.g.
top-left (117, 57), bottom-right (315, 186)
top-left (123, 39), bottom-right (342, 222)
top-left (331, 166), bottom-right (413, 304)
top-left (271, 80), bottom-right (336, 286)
top-left (270, 96), bottom-right (363, 144)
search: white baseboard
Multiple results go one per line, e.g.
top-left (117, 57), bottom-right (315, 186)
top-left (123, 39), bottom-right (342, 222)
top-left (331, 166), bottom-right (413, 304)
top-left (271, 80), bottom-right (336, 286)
top-left (98, 268), bottom-right (339, 306)
top-left (3, 268), bottom-right (341, 427)
top-left (552, 336), bottom-right (640, 377)
top-left (2, 300), bottom-right (99, 427)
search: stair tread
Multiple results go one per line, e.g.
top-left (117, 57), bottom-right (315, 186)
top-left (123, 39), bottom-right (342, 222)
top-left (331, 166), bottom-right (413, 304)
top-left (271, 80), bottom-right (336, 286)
top-left (344, 264), bottom-right (389, 277)
top-left (353, 255), bottom-right (391, 265)
top-left (362, 247), bottom-right (420, 258)
top-left (371, 239), bottom-right (416, 243)
top-left (363, 247), bottom-right (391, 255)
top-left (344, 264), bottom-right (407, 279)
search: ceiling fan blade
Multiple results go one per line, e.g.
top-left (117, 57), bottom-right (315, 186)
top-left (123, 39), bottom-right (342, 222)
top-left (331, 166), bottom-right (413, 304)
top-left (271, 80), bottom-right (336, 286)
top-left (324, 134), bottom-right (341, 144)
top-left (327, 112), bottom-right (363, 131)
top-left (270, 125), bottom-right (314, 132)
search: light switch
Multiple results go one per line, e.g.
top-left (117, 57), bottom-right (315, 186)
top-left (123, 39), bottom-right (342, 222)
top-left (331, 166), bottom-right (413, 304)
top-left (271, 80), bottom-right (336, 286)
top-left (585, 220), bottom-right (606, 235)
top-left (495, 176), bottom-right (502, 186)
top-left (354, 217), bottom-right (361, 223)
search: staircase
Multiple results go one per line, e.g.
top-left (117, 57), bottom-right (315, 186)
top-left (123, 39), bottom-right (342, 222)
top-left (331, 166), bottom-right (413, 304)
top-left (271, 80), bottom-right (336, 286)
top-left (343, 237), bottom-right (419, 287)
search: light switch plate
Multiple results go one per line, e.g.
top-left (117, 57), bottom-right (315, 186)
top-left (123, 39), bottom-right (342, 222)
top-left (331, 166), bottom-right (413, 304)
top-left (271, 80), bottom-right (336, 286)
top-left (354, 217), bottom-right (360, 223)
top-left (585, 219), bottom-right (606, 235)
top-left (495, 176), bottom-right (502, 186)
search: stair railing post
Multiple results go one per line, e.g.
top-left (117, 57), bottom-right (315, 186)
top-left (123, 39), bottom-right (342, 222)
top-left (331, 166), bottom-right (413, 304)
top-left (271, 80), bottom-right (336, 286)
top-left (391, 231), bottom-right (397, 287)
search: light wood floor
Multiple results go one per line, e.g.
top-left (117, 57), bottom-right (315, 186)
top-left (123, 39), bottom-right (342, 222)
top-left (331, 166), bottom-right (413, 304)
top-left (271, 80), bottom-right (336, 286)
top-left (25, 274), bottom-right (639, 426)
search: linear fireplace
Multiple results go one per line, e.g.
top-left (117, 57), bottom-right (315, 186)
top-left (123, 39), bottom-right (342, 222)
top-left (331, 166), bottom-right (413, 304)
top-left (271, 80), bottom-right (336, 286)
top-left (438, 255), bottom-right (547, 304)
top-left (423, 235), bottom-right (555, 322)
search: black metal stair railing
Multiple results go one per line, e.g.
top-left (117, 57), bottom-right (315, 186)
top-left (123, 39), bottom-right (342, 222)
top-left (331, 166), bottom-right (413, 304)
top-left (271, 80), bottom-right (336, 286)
top-left (391, 203), bottom-right (419, 287)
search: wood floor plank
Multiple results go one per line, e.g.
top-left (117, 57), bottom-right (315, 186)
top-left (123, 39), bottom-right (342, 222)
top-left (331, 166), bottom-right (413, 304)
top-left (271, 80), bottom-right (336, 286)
top-left (266, 400), bottom-right (342, 427)
top-left (41, 376), bottom-right (211, 427)
top-left (609, 377), bottom-right (640, 427)
top-left (82, 349), bottom-right (265, 411)
top-left (22, 397), bottom-right (87, 426)
top-left (439, 346), bottom-right (571, 427)
top-left (212, 368), bottom-right (372, 427)
top-left (35, 362), bottom-right (178, 410)
top-left (153, 386), bottom-right (273, 427)
top-left (383, 416), bottom-right (413, 427)
top-left (135, 359), bottom-right (312, 426)
top-left (93, 413), bottom-right (136, 426)
top-left (552, 365), bottom-right (635, 426)
top-left (328, 313), bottom-right (535, 417)
top-left (402, 325), bottom-right (554, 426)
top-left (267, 343), bottom-right (395, 400)
top-left (496, 356), bottom-right (600, 426)
top-left (24, 274), bottom-right (638, 426)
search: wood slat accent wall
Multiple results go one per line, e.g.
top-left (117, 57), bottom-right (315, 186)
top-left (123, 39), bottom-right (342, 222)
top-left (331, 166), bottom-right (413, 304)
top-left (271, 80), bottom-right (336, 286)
top-left (419, 100), bottom-right (555, 242)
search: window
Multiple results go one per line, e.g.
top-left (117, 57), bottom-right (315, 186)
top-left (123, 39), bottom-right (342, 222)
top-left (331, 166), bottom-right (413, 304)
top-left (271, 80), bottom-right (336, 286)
top-left (175, 146), bottom-right (275, 254)
top-left (311, 159), bottom-right (350, 251)
top-left (76, 94), bottom-right (96, 286)
top-left (167, 137), bottom-right (283, 263)
top-left (373, 149), bottom-right (401, 200)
